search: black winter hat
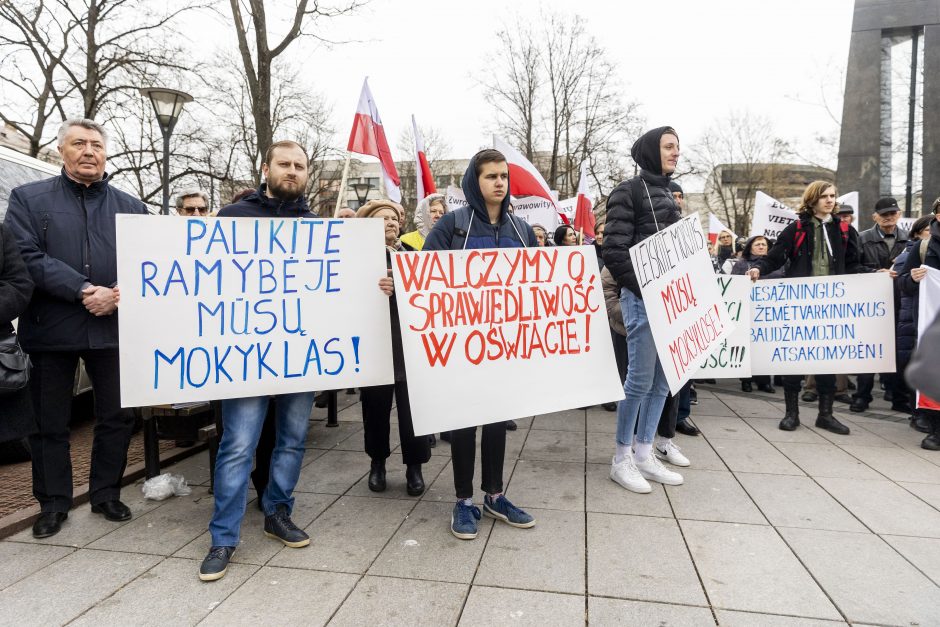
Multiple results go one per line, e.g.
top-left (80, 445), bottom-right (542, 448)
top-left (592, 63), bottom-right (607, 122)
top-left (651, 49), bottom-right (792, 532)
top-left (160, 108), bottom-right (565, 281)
top-left (631, 126), bottom-right (678, 176)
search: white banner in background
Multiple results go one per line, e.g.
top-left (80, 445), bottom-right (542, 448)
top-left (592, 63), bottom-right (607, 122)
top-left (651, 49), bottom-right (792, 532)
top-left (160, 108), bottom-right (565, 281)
top-left (750, 191), bottom-right (798, 240)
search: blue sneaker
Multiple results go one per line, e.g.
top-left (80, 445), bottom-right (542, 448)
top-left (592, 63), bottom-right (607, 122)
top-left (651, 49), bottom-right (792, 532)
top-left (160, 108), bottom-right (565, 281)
top-left (450, 501), bottom-right (482, 540)
top-left (483, 494), bottom-right (536, 528)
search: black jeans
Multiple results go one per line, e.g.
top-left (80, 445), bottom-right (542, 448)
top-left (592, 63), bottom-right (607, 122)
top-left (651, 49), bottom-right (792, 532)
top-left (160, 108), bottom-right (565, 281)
top-left (611, 329), bottom-right (627, 384)
top-left (250, 401), bottom-right (278, 495)
top-left (657, 392), bottom-right (678, 438)
top-left (854, 373), bottom-right (896, 403)
top-left (783, 374), bottom-right (835, 395)
top-left (361, 380), bottom-right (430, 466)
top-left (450, 422), bottom-right (506, 499)
top-left (29, 349), bottom-right (134, 512)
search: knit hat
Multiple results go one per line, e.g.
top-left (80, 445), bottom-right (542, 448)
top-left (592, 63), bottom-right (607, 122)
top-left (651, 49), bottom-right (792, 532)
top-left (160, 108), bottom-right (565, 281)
top-left (356, 199), bottom-right (404, 221)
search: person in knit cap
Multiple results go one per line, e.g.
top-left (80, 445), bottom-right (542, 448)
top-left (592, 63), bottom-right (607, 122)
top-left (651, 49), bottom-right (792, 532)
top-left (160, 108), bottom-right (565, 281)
top-left (400, 193), bottom-right (446, 251)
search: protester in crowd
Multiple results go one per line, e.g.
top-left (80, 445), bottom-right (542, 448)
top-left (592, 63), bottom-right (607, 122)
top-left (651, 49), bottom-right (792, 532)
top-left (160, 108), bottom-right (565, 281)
top-left (400, 192), bottom-right (445, 251)
top-left (336, 207), bottom-right (357, 219)
top-left (423, 148), bottom-right (537, 540)
top-left (602, 126), bottom-right (686, 493)
top-left (199, 140), bottom-right (320, 581)
top-left (4, 119), bottom-right (147, 539)
top-left (851, 197), bottom-right (909, 413)
top-left (716, 230), bottom-right (735, 270)
top-left (933, 197), bottom-right (940, 216)
top-left (532, 224), bottom-right (548, 247)
top-left (749, 180), bottom-right (875, 434)
top-left (837, 203), bottom-right (855, 228)
top-left (554, 224), bottom-right (578, 246)
top-left (732, 235), bottom-right (782, 394)
top-left (174, 188), bottom-right (211, 216)
top-left (0, 222), bottom-right (35, 463)
top-left (594, 221), bottom-right (606, 271)
top-left (356, 199), bottom-right (430, 496)
top-left (898, 214), bottom-right (940, 450)
top-left (893, 215), bottom-right (933, 435)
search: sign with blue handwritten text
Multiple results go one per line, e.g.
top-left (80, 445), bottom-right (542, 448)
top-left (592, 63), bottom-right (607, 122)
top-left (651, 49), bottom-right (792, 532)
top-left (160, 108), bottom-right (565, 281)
top-left (630, 212), bottom-right (735, 394)
top-left (392, 245), bottom-right (624, 435)
top-left (696, 275), bottom-right (752, 378)
top-left (750, 274), bottom-right (895, 375)
top-left (116, 215), bottom-right (395, 406)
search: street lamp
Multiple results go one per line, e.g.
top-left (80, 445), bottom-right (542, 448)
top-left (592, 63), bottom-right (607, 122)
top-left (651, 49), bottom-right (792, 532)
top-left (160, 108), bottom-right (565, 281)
top-left (140, 87), bottom-right (193, 215)
top-left (352, 181), bottom-right (371, 208)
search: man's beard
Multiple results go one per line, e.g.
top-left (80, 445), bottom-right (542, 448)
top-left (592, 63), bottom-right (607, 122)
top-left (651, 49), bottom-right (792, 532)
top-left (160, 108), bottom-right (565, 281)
top-left (268, 177), bottom-right (305, 201)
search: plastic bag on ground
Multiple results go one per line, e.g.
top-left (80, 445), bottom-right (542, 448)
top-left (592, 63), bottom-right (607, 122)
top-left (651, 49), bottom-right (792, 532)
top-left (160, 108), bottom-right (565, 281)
top-left (142, 473), bottom-right (192, 500)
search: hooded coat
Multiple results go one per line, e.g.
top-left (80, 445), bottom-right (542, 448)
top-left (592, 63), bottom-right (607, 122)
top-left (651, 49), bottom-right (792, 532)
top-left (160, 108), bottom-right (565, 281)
top-left (754, 212), bottom-right (866, 279)
top-left (423, 154), bottom-right (536, 251)
top-left (400, 193), bottom-right (445, 251)
top-left (601, 126), bottom-right (682, 297)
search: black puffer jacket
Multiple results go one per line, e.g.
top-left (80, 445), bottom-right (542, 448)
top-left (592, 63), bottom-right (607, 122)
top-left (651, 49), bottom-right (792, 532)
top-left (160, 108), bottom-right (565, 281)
top-left (893, 240), bottom-right (919, 367)
top-left (898, 219), bottom-right (940, 325)
top-left (602, 126), bottom-right (681, 297)
top-left (754, 213), bottom-right (868, 279)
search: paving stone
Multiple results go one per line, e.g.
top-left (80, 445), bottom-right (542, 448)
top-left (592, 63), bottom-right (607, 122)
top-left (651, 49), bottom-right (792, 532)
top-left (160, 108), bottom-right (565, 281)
top-left (898, 480), bottom-right (940, 509)
top-left (589, 597), bottom-right (714, 626)
top-left (345, 454), bottom-right (449, 500)
top-left (741, 416), bottom-right (830, 444)
top-left (201, 566), bottom-right (359, 626)
top-left (368, 501), bottom-right (493, 583)
top-left (669, 434), bottom-right (728, 471)
top-left (0, 541), bottom-right (73, 590)
top-left (587, 513), bottom-right (706, 605)
top-left (816, 476), bottom-right (940, 538)
top-left (519, 428), bottom-right (585, 463)
top-left (87, 486), bottom-right (215, 555)
top-left (805, 420), bottom-right (895, 448)
top-left (665, 469), bottom-right (766, 525)
top-left (681, 520), bottom-right (840, 620)
top-left (586, 411), bottom-right (618, 434)
top-left (735, 473), bottom-right (866, 532)
top-left (162, 453), bottom-right (215, 486)
top-left (687, 397), bottom-right (730, 417)
top-left (305, 421), bottom-right (363, 450)
top-left (269, 495), bottom-right (415, 573)
top-left (505, 459), bottom-right (584, 512)
top-left (69, 557), bottom-right (257, 626)
top-left (585, 463), bottom-right (673, 518)
top-left (475, 507), bottom-right (584, 594)
top-left (586, 431), bottom-right (613, 464)
top-left (708, 437), bottom-right (805, 475)
top-left (457, 586), bottom-right (585, 625)
top-left (531, 409), bottom-right (586, 431)
top-left (772, 443), bottom-right (883, 480)
top-left (695, 416), bottom-right (763, 441)
top-left (329, 576), bottom-right (467, 627)
top-left (882, 535), bottom-right (940, 586)
top-left (780, 527), bottom-right (940, 626)
top-left (839, 444), bottom-right (940, 483)
top-left (714, 392), bottom-right (783, 418)
top-left (0, 548), bottom-right (161, 624)
top-left (330, 424), bottom-right (398, 453)
top-left (297, 449), bottom-right (370, 494)
top-left (714, 609), bottom-right (846, 626)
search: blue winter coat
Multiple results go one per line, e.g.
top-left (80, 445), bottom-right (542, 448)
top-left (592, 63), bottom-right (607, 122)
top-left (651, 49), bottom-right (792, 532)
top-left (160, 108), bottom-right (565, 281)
top-left (3, 171), bottom-right (147, 351)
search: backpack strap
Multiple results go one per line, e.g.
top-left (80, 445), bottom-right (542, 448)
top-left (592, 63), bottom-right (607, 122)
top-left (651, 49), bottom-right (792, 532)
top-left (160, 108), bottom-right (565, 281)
top-left (791, 220), bottom-right (806, 257)
top-left (450, 207), bottom-right (472, 251)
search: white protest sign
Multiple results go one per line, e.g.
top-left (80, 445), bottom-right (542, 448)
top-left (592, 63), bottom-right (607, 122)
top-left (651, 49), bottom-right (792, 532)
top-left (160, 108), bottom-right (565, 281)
top-left (750, 191), bottom-right (797, 240)
top-left (116, 215), bottom-right (395, 407)
top-left (899, 216), bottom-right (916, 233)
top-left (392, 246), bottom-right (624, 435)
top-left (557, 197), bottom-right (577, 224)
top-left (511, 195), bottom-right (562, 231)
top-left (696, 275), bottom-right (752, 378)
top-left (446, 185), bottom-right (468, 212)
top-left (630, 212), bottom-right (736, 394)
top-left (837, 191), bottom-right (859, 214)
top-left (915, 267), bottom-right (940, 410)
top-left (749, 273), bottom-right (895, 375)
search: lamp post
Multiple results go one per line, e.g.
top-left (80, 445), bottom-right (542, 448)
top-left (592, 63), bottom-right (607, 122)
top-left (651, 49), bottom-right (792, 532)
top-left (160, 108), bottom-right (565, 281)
top-left (140, 87), bottom-right (193, 215)
top-left (352, 181), bottom-right (371, 208)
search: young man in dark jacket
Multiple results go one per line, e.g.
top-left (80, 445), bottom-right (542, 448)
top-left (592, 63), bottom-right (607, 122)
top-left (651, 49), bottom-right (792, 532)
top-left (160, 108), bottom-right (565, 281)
top-left (602, 126), bottom-right (686, 494)
top-left (423, 149), bottom-right (538, 540)
top-left (4, 119), bottom-right (147, 539)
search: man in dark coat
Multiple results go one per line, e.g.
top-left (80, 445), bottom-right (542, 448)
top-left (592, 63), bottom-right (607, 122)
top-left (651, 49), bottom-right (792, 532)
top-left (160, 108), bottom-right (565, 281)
top-left (0, 222), bottom-right (34, 460)
top-left (4, 119), bottom-right (147, 538)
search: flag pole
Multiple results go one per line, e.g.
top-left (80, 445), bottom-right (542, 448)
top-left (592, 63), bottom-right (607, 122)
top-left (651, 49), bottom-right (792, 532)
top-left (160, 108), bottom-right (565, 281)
top-left (333, 151), bottom-right (351, 217)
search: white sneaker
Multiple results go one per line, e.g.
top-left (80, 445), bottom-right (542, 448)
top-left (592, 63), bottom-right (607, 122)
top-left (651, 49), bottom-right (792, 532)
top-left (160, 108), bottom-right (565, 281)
top-left (655, 438), bottom-right (690, 467)
top-left (635, 454), bottom-right (684, 485)
top-left (609, 456), bottom-right (652, 494)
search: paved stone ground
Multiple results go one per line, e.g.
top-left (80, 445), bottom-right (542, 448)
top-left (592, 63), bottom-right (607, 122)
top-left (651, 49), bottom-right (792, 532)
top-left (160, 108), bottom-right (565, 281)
top-left (1, 384), bottom-right (938, 626)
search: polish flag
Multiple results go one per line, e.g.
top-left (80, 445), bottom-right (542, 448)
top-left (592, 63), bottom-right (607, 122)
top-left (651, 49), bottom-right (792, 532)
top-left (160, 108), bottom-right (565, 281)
top-left (347, 78), bottom-right (401, 202)
top-left (573, 161), bottom-right (596, 240)
top-left (412, 115), bottom-right (436, 203)
top-left (708, 213), bottom-right (737, 246)
top-left (494, 137), bottom-right (556, 206)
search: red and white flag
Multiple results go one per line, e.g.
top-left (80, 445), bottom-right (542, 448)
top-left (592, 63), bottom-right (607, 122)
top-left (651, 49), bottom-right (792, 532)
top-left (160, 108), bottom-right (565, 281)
top-left (347, 78), bottom-right (401, 202)
top-left (412, 115), bottom-right (436, 203)
top-left (573, 161), bottom-right (596, 240)
top-left (708, 213), bottom-right (737, 246)
top-left (493, 137), bottom-right (556, 206)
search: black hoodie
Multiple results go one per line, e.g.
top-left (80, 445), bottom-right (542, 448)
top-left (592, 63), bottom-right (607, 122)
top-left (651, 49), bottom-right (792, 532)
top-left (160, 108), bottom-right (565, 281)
top-left (602, 126), bottom-right (682, 297)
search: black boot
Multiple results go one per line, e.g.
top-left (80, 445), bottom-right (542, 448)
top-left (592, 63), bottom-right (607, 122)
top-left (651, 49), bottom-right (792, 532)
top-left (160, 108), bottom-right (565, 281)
top-left (815, 393), bottom-right (850, 435)
top-left (912, 413), bottom-right (932, 434)
top-left (405, 464), bottom-right (425, 496)
top-left (368, 459), bottom-right (386, 492)
top-left (779, 389), bottom-right (800, 431)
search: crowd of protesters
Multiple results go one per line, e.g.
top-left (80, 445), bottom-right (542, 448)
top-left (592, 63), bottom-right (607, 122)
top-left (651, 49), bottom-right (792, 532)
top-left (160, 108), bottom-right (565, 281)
top-left (2, 117), bottom-right (939, 584)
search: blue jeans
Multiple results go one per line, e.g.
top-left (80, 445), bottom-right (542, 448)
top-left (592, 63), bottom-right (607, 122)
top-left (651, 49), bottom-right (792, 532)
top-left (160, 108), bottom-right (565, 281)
top-left (209, 392), bottom-right (315, 547)
top-left (616, 288), bottom-right (670, 446)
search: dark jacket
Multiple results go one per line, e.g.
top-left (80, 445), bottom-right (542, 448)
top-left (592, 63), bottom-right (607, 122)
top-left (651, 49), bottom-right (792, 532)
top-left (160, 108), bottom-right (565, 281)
top-left (602, 126), bottom-right (682, 297)
top-left (731, 236), bottom-right (786, 278)
top-left (754, 213), bottom-right (868, 279)
top-left (0, 222), bottom-right (35, 441)
top-left (216, 183), bottom-right (313, 218)
top-left (898, 220), bottom-right (940, 326)
top-left (857, 225), bottom-right (909, 271)
top-left (424, 153), bottom-right (537, 251)
top-left (893, 240), bottom-right (918, 367)
top-left (3, 171), bottom-right (147, 352)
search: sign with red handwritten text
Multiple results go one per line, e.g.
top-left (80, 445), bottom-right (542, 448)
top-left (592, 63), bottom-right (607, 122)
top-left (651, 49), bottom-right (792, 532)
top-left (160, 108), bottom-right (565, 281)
top-left (629, 212), bottom-right (735, 394)
top-left (392, 246), bottom-right (624, 435)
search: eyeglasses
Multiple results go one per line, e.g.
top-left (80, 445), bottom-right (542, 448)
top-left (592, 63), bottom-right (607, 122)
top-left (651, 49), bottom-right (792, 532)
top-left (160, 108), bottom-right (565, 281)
top-left (179, 206), bottom-right (209, 216)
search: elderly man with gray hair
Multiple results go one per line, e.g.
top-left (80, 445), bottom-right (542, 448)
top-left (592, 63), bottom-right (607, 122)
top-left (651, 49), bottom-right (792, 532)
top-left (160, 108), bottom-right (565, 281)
top-left (174, 187), bottom-right (210, 216)
top-left (3, 118), bottom-right (148, 539)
